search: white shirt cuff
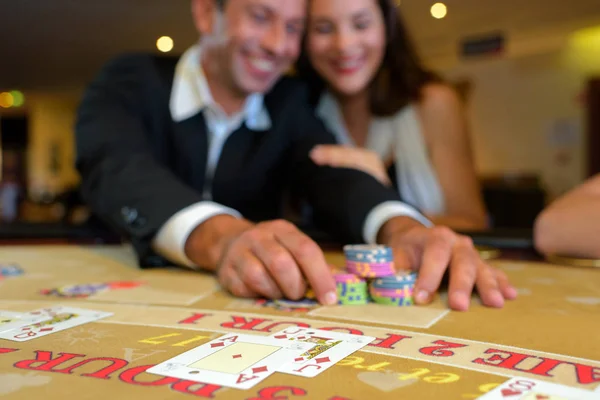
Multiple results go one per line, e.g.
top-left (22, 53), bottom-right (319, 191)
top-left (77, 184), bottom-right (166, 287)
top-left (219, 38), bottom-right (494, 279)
top-left (363, 201), bottom-right (433, 244)
top-left (152, 201), bottom-right (242, 268)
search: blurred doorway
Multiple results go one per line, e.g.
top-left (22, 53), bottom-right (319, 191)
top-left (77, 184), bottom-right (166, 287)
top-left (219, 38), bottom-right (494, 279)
top-left (587, 77), bottom-right (600, 177)
top-left (0, 115), bottom-right (28, 222)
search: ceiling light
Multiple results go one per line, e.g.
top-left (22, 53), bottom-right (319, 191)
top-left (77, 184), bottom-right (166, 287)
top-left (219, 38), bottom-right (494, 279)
top-left (0, 92), bottom-right (14, 108)
top-left (431, 3), bottom-right (447, 19)
top-left (157, 36), bottom-right (174, 53)
top-left (10, 90), bottom-right (24, 107)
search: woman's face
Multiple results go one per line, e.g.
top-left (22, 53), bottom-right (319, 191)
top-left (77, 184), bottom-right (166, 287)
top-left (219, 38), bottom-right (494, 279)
top-left (306, 0), bottom-right (386, 97)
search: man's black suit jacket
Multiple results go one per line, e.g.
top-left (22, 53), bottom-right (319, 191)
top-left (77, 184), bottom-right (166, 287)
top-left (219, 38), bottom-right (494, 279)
top-left (75, 53), bottom-right (403, 266)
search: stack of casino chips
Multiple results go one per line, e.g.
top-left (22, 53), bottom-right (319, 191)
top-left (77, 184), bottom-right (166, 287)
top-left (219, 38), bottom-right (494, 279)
top-left (369, 273), bottom-right (417, 306)
top-left (344, 245), bottom-right (395, 278)
top-left (0, 264), bottom-right (24, 278)
top-left (334, 273), bottom-right (369, 305)
top-left (339, 245), bottom-right (416, 306)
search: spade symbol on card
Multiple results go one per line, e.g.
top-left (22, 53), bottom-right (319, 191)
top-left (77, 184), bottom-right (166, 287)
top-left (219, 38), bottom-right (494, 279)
top-left (501, 388), bottom-right (523, 397)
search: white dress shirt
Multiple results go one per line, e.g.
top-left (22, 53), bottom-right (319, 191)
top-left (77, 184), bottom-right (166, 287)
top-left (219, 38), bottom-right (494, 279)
top-left (152, 45), bottom-right (431, 267)
top-left (316, 92), bottom-right (446, 215)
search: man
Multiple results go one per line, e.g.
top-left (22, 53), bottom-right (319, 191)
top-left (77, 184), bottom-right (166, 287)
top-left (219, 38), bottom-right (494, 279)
top-left (535, 173), bottom-right (600, 259)
top-left (75, 0), bottom-right (516, 311)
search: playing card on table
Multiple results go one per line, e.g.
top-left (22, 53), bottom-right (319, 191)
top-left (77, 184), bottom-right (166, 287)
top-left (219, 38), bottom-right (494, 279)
top-left (0, 306), bottom-right (113, 342)
top-left (0, 310), bottom-right (52, 333)
top-left (269, 327), bottom-right (375, 378)
top-left (476, 377), bottom-right (598, 400)
top-left (148, 333), bottom-right (315, 390)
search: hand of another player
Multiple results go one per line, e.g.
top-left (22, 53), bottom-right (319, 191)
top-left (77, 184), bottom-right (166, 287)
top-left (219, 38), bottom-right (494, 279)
top-left (380, 219), bottom-right (518, 311)
top-left (310, 145), bottom-right (392, 186)
top-left (186, 216), bottom-right (338, 306)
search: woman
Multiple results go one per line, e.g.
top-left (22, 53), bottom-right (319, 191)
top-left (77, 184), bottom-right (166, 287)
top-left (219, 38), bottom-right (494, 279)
top-left (298, 0), bottom-right (488, 230)
top-left (534, 173), bottom-right (600, 259)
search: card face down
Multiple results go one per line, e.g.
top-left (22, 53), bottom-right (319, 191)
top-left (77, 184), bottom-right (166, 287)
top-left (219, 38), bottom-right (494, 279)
top-left (0, 306), bottom-right (113, 342)
top-left (270, 327), bottom-right (375, 378)
top-left (147, 333), bottom-right (315, 390)
top-left (476, 377), bottom-right (599, 400)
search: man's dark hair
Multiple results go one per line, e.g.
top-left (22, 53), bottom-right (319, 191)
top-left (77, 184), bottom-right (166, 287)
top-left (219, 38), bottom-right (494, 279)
top-left (296, 0), bottom-right (440, 117)
top-left (216, 0), bottom-right (226, 9)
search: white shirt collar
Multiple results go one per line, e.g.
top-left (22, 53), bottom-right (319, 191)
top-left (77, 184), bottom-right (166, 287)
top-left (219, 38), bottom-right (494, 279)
top-left (169, 45), bottom-right (271, 130)
top-left (316, 91), bottom-right (354, 146)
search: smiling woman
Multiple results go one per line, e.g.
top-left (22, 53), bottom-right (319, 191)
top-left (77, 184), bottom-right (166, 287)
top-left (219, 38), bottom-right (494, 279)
top-left (297, 0), bottom-right (489, 231)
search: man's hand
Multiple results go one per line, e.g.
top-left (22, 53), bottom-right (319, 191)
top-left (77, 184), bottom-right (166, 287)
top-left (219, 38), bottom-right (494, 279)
top-left (185, 216), bottom-right (338, 305)
top-left (379, 217), bottom-right (517, 311)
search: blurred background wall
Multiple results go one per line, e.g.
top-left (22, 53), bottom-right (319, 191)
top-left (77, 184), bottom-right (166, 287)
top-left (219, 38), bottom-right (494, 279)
top-left (1, 0), bottom-right (599, 229)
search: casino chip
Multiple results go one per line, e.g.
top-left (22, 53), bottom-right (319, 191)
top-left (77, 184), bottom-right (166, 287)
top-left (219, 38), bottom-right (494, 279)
top-left (334, 274), bottom-right (368, 305)
top-left (41, 283), bottom-right (110, 298)
top-left (0, 263), bottom-right (24, 277)
top-left (338, 245), bottom-right (418, 307)
top-left (343, 245), bottom-right (394, 278)
top-left (369, 272), bottom-right (417, 306)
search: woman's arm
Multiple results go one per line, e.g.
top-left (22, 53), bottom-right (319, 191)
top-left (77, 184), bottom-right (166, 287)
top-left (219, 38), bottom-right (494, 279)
top-left (418, 83), bottom-right (488, 230)
top-left (534, 174), bottom-right (600, 258)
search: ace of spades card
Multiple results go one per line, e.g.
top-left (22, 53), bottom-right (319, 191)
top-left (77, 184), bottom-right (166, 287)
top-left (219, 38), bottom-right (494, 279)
top-left (147, 333), bottom-right (315, 390)
top-left (270, 327), bottom-right (375, 378)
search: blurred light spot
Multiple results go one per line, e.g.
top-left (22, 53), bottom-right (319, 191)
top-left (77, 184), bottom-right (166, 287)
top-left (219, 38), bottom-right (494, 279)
top-left (157, 36), bottom-right (174, 53)
top-left (565, 25), bottom-right (600, 73)
top-left (569, 25), bottom-right (600, 49)
top-left (0, 92), bottom-right (14, 108)
top-left (10, 90), bottom-right (24, 107)
top-left (431, 3), bottom-right (447, 19)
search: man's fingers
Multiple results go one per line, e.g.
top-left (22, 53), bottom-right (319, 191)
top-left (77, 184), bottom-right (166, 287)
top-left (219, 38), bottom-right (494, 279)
top-left (413, 227), bottom-right (455, 305)
top-left (446, 237), bottom-right (480, 311)
top-left (219, 264), bottom-right (255, 298)
top-left (392, 245), bottom-right (419, 272)
top-left (273, 221), bottom-right (337, 305)
top-left (234, 249), bottom-right (283, 299)
top-left (496, 269), bottom-right (518, 300)
top-left (252, 236), bottom-right (307, 300)
top-left (473, 262), bottom-right (505, 308)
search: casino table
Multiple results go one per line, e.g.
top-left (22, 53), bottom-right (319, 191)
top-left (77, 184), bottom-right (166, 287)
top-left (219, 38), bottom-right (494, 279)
top-left (0, 244), bottom-right (599, 399)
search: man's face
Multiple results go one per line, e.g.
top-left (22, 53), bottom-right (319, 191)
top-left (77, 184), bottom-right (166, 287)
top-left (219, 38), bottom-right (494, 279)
top-left (196, 0), bottom-right (306, 97)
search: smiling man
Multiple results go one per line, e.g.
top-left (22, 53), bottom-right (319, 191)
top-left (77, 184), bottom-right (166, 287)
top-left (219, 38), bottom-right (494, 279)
top-left (75, 0), bottom-right (516, 311)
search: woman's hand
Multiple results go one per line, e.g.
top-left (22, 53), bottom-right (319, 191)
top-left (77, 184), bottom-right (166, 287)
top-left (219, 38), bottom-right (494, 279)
top-left (310, 145), bottom-right (391, 186)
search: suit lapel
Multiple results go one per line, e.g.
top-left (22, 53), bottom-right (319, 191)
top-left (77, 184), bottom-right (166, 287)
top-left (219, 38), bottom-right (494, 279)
top-left (171, 112), bottom-right (208, 192)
